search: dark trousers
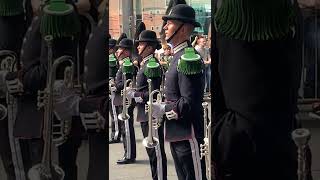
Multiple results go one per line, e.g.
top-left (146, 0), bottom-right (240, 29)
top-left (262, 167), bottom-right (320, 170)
top-left (19, 138), bottom-right (43, 180)
top-left (0, 119), bottom-right (15, 180)
top-left (58, 118), bottom-right (83, 180)
top-left (86, 131), bottom-right (107, 180)
top-left (109, 99), bottom-right (121, 141)
top-left (140, 121), bottom-right (167, 180)
top-left (116, 105), bottom-right (136, 159)
top-left (170, 138), bottom-right (206, 180)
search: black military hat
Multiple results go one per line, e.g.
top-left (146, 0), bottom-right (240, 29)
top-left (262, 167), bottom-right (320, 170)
top-left (109, 39), bottom-right (117, 48)
top-left (162, 4), bottom-right (201, 27)
top-left (136, 30), bottom-right (161, 50)
top-left (136, 30), bottom-right (158, 43)
top-left (117, 38), bottom-right (133, 49)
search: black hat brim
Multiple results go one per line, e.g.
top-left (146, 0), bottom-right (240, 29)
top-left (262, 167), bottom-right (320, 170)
top-left (162, 15), bottom-right (201, 27)
top-left (136, 38), bottom-right (159, 43)
top-left (116, 45), bottom-right (132, 49)
top-left (136, 39), bottom-right (161, 50)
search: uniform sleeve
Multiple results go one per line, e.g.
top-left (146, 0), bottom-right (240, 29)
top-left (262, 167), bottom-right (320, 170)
top-left (115, 67), bottom-right (133, 92)
top-left (134, 76), bottom-right (161, 103)
top-left (22, 57), bottom-right (47, 94)
top-left (165, 73), bottom-right (195, 119)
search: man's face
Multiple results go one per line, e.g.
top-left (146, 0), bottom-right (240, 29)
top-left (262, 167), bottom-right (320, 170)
top-left (164, 48), bottom-right (171, 56)
top-left (198, 37), bottom-right (207, 47)
top-left (137, 42), bottom-right (148, 55)
top-left (163, 20), bottom-right (182, 41)
top-left (116, 47), bottom-right (128, 59)
top-left (109, 48), bottom-right (115, 55)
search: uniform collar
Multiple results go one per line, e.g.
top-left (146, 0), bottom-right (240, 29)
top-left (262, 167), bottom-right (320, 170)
top-left (173, 41), bottom-right (189, 55)
top-left (142, 54), bottom-right (154, 63)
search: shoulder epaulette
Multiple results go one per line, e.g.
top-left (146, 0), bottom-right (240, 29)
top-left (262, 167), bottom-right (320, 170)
top-left (177, 47), bottom-right (203, 75)
top-left (144, 58), bottom-right (161, 78)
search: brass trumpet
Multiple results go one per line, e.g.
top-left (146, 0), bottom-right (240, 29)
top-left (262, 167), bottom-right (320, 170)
top-left (200, 102), bottom-right (212, 180)
top-left (28, 35), bottom-right (74, 180)
top-left (142, 79), bottom-right (162, 148)
top-left (0, 50), bottom-right (17, 120)
top-left (118, 73), bottom-right (132, 121)
top-left (292, 128), bottom-right (311, 180)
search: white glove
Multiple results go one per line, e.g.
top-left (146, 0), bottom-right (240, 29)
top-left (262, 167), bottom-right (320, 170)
top-left (165, 110), bottom-right (178, 120)
top-left (53, 80), bottom-right (81, 121)
top-left (6, 77), bottom-right (23, 94)
top-left (134, 97), bottom-right (143, 103)
top-left (126, 87), bottom-right (135, 99)
top-left (148, 102), bottom-right (166, 119)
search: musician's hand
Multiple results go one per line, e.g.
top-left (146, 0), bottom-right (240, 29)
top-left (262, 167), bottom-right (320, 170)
top-left (165, 110), bottom-right (178, 120)
top-left (134, 97), bottom-right (143, 103)
top-left (5, 72), bottom-right (24, 95)
top-left (126, 87), bottom-right (135, 99)
top-left (53, 80), bottom-right (81, 120)
top-left (148, 102), bottom-right (165, 119)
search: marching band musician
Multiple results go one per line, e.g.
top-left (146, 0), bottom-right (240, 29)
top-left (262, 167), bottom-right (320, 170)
top-left (0, 0), bottom-right (28, 179)
top-left (213, 0), bottom-right (308, 180)
top-left (126, 30), bottom-right (168, 180)
top-left (110, 38), bottom-right (137, 164)
top-left (151, 4), bottom-right (206, 180)
top-left (109, 38), bottom-right (121, 144)
top-left (5, 0), bottom-right (91, 179)
top-left (78, 1), bottom-right (108, 178)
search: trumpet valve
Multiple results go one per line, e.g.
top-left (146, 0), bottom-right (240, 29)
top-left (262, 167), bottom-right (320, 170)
top-left (37, 90), bottom-right (47, 109)
top-left (145, 104), bottom-right (149, 113)
top-left (121, 90), bottom-right (123, 96)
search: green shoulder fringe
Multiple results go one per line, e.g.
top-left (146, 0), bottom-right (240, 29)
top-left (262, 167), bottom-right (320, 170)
top-left (215, 0), bottom-right (296, 41)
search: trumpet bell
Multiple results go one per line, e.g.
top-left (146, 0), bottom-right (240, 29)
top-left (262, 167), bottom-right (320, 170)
top-left (118, 113), bottom-right (130, 121)
top-left (142, 137), bottom-right (159, 148)
top-left (0, 104), bottom-right (8, 121)
top-left (28, 163), bottom-right (64, 180)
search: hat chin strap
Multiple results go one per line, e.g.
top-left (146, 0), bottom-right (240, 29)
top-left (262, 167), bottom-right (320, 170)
top-left (166, 23), bottom-right (184, 43)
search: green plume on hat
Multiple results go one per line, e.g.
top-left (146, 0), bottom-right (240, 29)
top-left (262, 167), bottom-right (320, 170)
top-left (0, 0), bottom-right (24, 16)
top-left (109, 54), bottom-right (117, 67)
top-left (177, 48), bottom-right (203, 75)
top-left (144, 58), bottom-right (161, 78)
top-left (122, 58), bottom-right (134, 74)
top-left (40, 0), bottom-right (80, 39)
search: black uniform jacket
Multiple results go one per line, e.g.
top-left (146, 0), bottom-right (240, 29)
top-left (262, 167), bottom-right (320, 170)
top-left (163, 41), bottom-right (205, 142)
top-left (134, 54), bottom-right (161, 122)
top-left (13, 16), bottom-right (78, 138)
top-left (113, 56), bottom-right (137, 107)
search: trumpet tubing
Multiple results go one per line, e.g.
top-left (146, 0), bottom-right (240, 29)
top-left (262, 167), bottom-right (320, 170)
top-left (142, 79), bottom-right (162, 149)
top-left (28, 35), bottom-right (74, 180)
top-left (200, 102), bottom-right (212, 180)
top-left (118, 74), bottom-right (131, 121)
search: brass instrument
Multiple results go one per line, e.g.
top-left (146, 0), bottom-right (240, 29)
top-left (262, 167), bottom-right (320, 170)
top-left (28, 35), bottom-right (74, 180)
top-left (0, 50), bottom-right (16, 121)
top-left (292, 128), bottom-right (311, 180)
top-left (109, 77), bottom-right (119, 139)
top-left (142, 79), bottom-right (162, 148)
top-left (0, 104), bottom-right (7, 121)
top-left (200, 102), bottom-right (212, 180)
top-left (118, 73), bottom-right (132, 121)
top-left (0, 50), bottom-right (26, 179)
